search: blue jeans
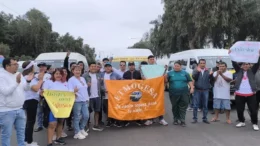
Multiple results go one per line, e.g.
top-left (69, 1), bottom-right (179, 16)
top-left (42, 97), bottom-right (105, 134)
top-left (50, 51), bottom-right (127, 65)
top-left (0, 109), bottom-right (26, 146)
top-left (193, 90), bottom-right (209, 120)
top-left (36, 103), bottom-right (43, 128)
top-left (73, 102), bottom-right (89, 134)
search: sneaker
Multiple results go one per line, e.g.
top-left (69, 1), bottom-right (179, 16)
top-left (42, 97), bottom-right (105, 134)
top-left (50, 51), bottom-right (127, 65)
top-left (106, 121), bottom-right (113, 127)
top-left (159, 119), bottom-right (168, 126)
top-left (124, 122), bottom-right (130, 127)
top-left (191, 120), bottom-right (197, 124)
top-left (236, 122), bottom-right (246, 127)
top-left (115, 122), bottom-right (122, 128)
top-left (253, 124), bottom-right (259, 131)
top-left (203, 120), bottom-right (210, 124)
top-left (34, 127), bottom-right (43, 132)
top-left (73, 132), bottom-right (86, 140)
top-left (144, 120), bottom-right (152, 126)
top-left (92, 125), bottom-right (104, 131)
top-left (186, 107), bottom-right (193, 112)
top-left (173, 121), bottom-right (179, 125)
top-left (135, 121), bottom-right (142, 126)
top-left (47, 144), bottom-right (53, 146)
top-left (61, 131), bottom-right (68, 138)
top-left (52, 134), bottom-right (57, 141)
top-left (54, 138), bottom-right (66, 145)
top-left (180, 122), bottom-right (186, 127)
top-left (26, 142), bottom-right (39, 146)
top-left (80, 129), bottom-right (88, 137)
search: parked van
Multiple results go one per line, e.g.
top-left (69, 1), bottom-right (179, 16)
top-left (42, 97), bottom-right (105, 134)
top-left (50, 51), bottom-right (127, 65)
top-left (167, 49), bottom-right (235, 104)
top-left (18, 61), bottom-right (25, 73)
top-left (35, 52), bottom-right (88, 71)
top-left (110, 48), bottom-right (153, 69)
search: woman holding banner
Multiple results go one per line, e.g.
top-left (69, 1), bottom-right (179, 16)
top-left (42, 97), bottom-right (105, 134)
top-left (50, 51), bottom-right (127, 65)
top-left (68, 65), bottom-right (89, 140)
top-left (165, 61), bottom-right (194, 127)
top-left (42, 68), bottom-right (72, 146)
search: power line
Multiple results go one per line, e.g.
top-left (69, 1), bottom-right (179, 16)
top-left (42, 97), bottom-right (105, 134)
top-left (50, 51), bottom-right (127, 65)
top-left (0, 3), bottom-right (20, 15)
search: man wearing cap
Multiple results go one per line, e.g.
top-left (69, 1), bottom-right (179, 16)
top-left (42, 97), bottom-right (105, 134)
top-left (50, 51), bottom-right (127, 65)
top-left (122, 62), bottom-right (142, 126)
top-left (100, 63), bottom-right (122, 127)
top-left (34, 62), bottom-right (51, 132)
top-left (144, 55), bottom-right (168, 126)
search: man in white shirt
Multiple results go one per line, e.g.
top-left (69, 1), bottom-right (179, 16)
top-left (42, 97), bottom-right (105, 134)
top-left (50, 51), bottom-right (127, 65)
top-left (83, 62), bottom-right (103, 131)
top-left (211, 62), bottom-right (233, 124)
top-left (0, 58), bottom-right (33, 146)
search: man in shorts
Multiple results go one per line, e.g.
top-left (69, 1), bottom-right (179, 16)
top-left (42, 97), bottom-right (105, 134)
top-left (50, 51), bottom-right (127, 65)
top-left (211, 62), bottom-right (233, 124)
top-left (83, 62), bottom-right (103, 131)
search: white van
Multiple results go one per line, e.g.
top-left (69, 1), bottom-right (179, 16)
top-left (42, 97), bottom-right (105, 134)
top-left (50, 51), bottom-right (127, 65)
top-left (35, 52), bottom-right (88, 70)
top-left (167, 49), bottom-right (236, 103)
top-left (110, 48), bottom-right (153, 69)
top-left (18, 61), bottom-right (25, 73)
top-left (168, 49), bottom-right (234, 73)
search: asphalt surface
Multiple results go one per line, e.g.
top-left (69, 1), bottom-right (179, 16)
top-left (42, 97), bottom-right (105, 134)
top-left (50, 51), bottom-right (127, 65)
top-left (3, 92), bottom-right (260, 146)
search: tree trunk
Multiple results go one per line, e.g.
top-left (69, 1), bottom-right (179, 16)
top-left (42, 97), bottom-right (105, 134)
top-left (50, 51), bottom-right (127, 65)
top-left (189, 31), bottom-right (199, 49)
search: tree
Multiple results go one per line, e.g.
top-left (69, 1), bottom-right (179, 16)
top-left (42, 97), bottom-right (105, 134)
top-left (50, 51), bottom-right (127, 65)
top-left (0, 43), bottom-right (10, 56)
top-left (0, 8), bottom-right (96, 61)
top-left (132, 0), bottom-right (260, 57)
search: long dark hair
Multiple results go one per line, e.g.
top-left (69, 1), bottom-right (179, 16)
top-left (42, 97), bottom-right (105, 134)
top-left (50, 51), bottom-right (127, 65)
top-left (78, 61), bottom-right (85, 75)
top-left (51, 68), bottom-right (64, 82)
top-left (22, 61), bottom-right (34, 76)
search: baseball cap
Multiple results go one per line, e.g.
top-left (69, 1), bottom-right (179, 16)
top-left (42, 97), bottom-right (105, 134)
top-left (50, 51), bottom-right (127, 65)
top-left (104, 62), bottom-right (112, 67)
top-left (37, 62), bottom-right (47, 67)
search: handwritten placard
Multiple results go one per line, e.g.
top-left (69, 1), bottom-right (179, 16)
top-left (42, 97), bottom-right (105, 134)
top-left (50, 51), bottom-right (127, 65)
top-left (229, 41), bottom-right (260, 63)
top-left (43, 90), bottom-right (75, 118)
top-left (141, 65), bottom-right (165, 79)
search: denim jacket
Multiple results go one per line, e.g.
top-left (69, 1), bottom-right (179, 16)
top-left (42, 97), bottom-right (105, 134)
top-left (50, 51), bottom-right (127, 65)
top-left (82, 72), bottom-right (102, 97)
top-left (100, 72), bottom-right (121, 92)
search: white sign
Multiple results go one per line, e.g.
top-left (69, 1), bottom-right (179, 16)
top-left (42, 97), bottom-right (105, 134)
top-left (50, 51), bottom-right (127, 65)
top-left (229, 41), bottom-right (260, 63)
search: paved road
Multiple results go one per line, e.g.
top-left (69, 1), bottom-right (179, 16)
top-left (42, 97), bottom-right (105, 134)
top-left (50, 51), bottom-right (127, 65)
top-left (3, 92), bottom-right (260, 146)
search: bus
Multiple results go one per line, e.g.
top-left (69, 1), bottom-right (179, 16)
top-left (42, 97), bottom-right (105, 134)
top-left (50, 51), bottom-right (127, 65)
top-left (110, 48), bottom-right (153, 70)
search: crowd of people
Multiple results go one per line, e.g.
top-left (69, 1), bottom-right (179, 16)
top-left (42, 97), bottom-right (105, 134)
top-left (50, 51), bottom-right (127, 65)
top-left (1, 50), bottom-right (260, 146)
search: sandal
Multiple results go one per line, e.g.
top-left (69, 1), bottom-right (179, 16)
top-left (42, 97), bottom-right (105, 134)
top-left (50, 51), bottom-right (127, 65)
top-left (210, 118), bottom-right (219, 122)
top-left (226, 119), bottom-right (232, 124)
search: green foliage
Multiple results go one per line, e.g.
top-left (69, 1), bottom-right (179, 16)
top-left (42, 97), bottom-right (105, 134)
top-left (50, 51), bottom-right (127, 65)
top-left (131, 0), bottom-right (260, 57)
top-left (0, 42), bottom-right (10, 56)
top-left (0, 8), bottom-right (95, 59)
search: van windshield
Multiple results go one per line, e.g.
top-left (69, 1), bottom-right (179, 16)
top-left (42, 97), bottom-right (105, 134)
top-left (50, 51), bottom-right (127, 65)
top-left (197, 56), bottom-right (233, 69)
top-left (35, 60), bottom-right (77, 69)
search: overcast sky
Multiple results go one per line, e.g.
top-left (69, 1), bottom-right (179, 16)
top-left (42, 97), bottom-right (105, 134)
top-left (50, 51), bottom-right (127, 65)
top-left (0, 0), bottom-right (163, 55)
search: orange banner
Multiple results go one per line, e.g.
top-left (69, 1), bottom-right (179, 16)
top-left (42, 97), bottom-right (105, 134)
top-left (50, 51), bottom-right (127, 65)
top-left (106, 76), bottom-right (165, 121)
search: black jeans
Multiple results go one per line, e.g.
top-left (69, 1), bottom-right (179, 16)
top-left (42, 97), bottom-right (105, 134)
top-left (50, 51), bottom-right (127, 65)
top-left (235, 95), bottom-right (258, 124)
top-left (256, 91), bottom-right (260, 113)
top-left (99, 94), bottom-right (104, 122)
top-left (66, 111), bottom-right (73, 127)
top-left (23, 99), bottom-right (38, 144)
